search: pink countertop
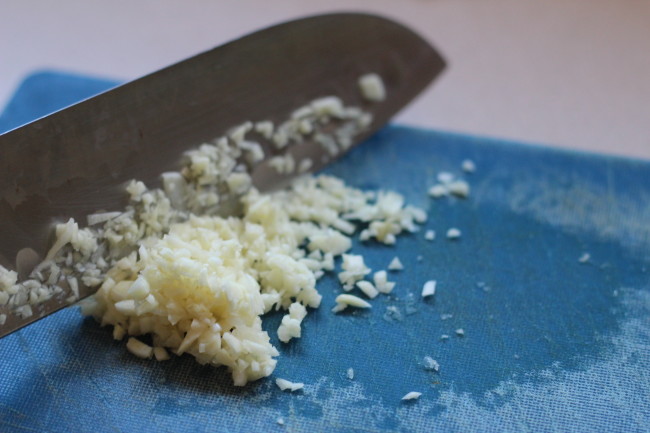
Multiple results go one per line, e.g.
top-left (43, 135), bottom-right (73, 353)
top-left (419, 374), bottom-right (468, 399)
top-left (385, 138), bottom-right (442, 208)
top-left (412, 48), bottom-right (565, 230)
top-left (2, 0), bottom-right (649, 158)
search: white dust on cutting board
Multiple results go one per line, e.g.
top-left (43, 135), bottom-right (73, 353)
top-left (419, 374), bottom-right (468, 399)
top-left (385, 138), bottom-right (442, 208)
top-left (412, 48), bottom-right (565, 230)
top-left (262, 288), bottom-right (649, 432)
top-left (473, 165), bottom-right (650, 254)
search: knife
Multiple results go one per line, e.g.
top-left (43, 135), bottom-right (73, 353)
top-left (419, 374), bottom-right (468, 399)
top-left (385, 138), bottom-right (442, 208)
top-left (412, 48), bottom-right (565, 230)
top-left (0, 13), bottom-right (445, 336)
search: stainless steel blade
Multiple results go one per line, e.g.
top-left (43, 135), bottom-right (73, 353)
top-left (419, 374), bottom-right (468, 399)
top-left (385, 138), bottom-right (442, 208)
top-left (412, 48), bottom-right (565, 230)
top-left (0, 13), bottom-right (445, 336)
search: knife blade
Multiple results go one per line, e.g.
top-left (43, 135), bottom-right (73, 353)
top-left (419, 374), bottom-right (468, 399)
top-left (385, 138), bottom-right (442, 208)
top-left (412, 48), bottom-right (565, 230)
top-left (0, 13), bottom-right (445, 336)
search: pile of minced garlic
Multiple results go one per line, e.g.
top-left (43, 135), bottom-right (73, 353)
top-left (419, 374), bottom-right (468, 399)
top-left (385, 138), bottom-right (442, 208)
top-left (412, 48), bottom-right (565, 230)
top-left (0, 73), bottom-right (431, 386)
top-left (82, 175), bottom-right (424, 385)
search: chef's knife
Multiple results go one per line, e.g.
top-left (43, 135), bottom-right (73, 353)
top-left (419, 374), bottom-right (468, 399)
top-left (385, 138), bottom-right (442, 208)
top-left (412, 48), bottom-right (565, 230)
top-left (0, 13), bottom-right (445, 336)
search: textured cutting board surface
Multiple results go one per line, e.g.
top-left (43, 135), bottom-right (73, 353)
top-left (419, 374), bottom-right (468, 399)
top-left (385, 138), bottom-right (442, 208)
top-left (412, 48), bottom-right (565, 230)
top-left (1, 72), bottom-right (649, 433)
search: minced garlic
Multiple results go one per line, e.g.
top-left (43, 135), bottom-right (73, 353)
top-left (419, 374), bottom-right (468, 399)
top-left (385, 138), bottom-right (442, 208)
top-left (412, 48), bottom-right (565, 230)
top-left (461, 159), bottom-right (476, 173)
top-left (387, 257), bottom-right (404, 271)
top-left (338, 254), bottom-right (371, 291)
top-left (446, 228), bottom-right (462, 239)
top-left (332, 294), bottom-right (372, 313)
top-left (421, 280), bottom-right (436, 298)
top-left (356, 280), bottom-right (379, 299)
top-left (358, 73), bottom-right (386, 102)
top-left (423, 356), bottom-right (440, 372)
top-left (401, 391), bottom-right (422, 401)
top-left (126, 337), bottom-right (154, 359)
top-left (0, 73), bottom-right (429, 388)
top-left (275, 378), bottom-right (304, 392)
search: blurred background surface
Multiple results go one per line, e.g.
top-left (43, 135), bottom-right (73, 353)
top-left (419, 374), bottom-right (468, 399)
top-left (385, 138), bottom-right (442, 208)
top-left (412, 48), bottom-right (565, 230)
top-left (2, 0), bottom-right (649, 158)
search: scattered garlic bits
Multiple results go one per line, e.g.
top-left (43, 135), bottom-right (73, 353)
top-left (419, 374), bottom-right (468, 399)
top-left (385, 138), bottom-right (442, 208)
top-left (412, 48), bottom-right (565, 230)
top-left (428, 184), bottom-right (448, 198)
top-left (356, 281), bottom-right (379, 299)
top-left (446, 228), bottom-right (462, 240)
top-left (355, 191), bottom-right (427, 244)
top-left (268, 153), bottom-right (296, 175)
top-left (332, 294), bottom-right (372, 313)
top-left (421, 280), bottom-right (436, 298)
top-left (462, 159), bottom-right (476, 173)
top-left (387, 257), bottom-right (404, 271)
top-left (448, 180), bottom-right (470, 198)
top-left (428, 171), bottom-right (470, 199)
top-left (358, 73), bottom-right (386, 102)
top-left (276, 378), bottom-right (304, 392)
top-left (272, 95), bottom-right (373, 157)
top-left (423, 356), bottom-right (440, 372)
top-left (373, 270), bottom-right (395, 294)
top-left (277, 303), bottom-right (308, 343)
top-left (402, 391), bottom-right (422, 401)
top-left (126, 337), bottom-right (154, 359)
top-left (267, 92), bottom-right (377, 170)
top-left (339, 254), bottom-right (371, 291)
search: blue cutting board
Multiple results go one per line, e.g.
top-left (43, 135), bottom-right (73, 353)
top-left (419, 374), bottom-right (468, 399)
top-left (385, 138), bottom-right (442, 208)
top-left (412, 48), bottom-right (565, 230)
top-left (1, 72), bottom-right (649, 433)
